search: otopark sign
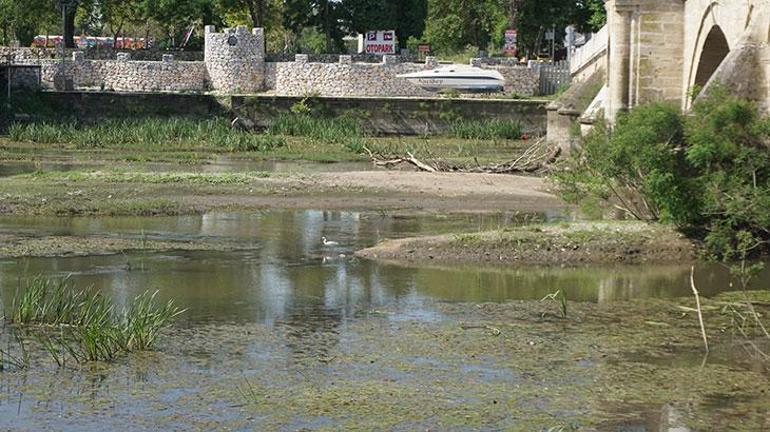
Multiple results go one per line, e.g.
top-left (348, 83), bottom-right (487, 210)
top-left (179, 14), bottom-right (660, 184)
top-left (363, 31), bottom-right (397, 55)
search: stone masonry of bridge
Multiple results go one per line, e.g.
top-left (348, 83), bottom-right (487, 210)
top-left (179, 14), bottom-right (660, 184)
top-left (549, 0), bottom-right (770, 149)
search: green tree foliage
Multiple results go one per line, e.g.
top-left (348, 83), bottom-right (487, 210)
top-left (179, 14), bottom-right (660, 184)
top-left (0, 0), bottom-right (57, 46)
top-left (347, 0), bottom-right (427, 46)
top-left (423, 0), bottom-right (507, 53)
top-left (512, 0), bottom-right (606, 57)
top-left (283, 0), bottom-right (346, 53)
top-left (553, 88), bottom-right (770, 259)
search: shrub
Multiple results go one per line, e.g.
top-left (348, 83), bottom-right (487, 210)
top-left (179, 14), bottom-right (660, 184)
top-left (552, 88), bottom-right (770, 259)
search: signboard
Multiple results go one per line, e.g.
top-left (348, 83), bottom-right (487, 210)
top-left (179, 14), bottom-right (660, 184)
top-left (417, 44), bottom-right (431, 53)
top-left (504, 29), bottom-right (518, 57)
top-left (364, 30), bottom-right (397, 55)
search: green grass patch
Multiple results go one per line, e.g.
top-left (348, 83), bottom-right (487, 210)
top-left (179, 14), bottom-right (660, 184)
top-left (27, 170), bottom-right (270, 184)
top-left (8, 118), bottom-right (286, 152)
top-left (267, 114), bottom-right (367, 153)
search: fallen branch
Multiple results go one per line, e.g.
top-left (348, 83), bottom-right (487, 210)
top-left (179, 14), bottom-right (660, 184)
top-left (366, 137), bottom-right (560, 175)
top-left (691, 266), bottom-right (710, 353)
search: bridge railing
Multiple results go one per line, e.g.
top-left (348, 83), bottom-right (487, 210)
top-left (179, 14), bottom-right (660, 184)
top-left (570, 25), bottom-right (608, 76)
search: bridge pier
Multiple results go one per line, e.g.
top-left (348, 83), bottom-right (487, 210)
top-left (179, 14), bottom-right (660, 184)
top-left (606, 1), bottom-right (633, 123)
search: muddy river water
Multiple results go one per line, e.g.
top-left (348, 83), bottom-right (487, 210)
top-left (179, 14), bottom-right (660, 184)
top-left (0, 210), bottom-right (768, 431)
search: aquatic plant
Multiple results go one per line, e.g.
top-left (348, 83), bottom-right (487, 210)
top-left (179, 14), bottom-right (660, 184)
top-left (541, 290), bottom-right (568, 319)
top-left (0, 331), bottom-right (30, 371)
top-left (11, 275), bottom-right (112, 327)
top-left (4, 277), bottom-right (184, 365)
top-left (118, 290), bottom-right (186, 351)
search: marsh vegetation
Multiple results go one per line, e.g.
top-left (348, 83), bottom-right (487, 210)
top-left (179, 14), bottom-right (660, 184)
top-left (1, 276), bottom-right (184, 367)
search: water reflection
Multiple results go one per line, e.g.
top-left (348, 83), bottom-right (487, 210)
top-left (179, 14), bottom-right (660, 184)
top-left (0, 211), bottom-right (767, 327)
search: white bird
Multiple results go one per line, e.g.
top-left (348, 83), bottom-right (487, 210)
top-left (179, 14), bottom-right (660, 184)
top-left (322, 236), bottom-right (339, 246)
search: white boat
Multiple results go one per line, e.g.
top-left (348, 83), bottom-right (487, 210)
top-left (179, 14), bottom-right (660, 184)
top-left (398, 65), bottom-right (505, 92)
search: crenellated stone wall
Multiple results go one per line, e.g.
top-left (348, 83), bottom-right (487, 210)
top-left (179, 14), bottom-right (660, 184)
top-left (270, 55), bottom-right (433, 97)
top-left (2, 25), bottom-right (543, 97)
top-left (0, 46), bottom-right (203, 62)
top-left (268, 55), bottom-right (540, 98)
top-left (31, 54), bottom-right (207, 92)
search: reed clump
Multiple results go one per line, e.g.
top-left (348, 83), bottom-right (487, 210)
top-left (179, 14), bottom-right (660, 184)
top-left (3, 276), bottom-right (184, 366)
top-left (268, 114), bottom-right (368, 152)
top-left (8, 118), bottom-right (285, 152)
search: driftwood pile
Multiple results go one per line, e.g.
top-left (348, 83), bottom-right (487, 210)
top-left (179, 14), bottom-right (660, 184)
top-left (365, 138), bottom-right (561, 175)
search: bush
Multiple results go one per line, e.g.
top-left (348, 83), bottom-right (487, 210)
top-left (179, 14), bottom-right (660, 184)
top-left (552, 88), bottom-right (770, 259)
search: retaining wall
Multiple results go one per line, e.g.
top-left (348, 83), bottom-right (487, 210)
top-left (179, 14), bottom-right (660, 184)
top-left (36, 92), bottom-right (547, 136)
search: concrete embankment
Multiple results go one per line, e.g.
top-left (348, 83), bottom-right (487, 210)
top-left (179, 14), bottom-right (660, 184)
top-left (34, 91), bottom-right (547, 136)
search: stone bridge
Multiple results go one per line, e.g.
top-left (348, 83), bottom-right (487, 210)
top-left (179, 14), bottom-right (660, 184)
top-left (549, 0), bottom-right (770, 146)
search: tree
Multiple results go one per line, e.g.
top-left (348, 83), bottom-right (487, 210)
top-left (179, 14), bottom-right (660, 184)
top-left (139, 0), bottom-right (223, 49)
top-left (346, 0), bottom-right (427, 47)
top-left (283, 0), bottom-right (346, 53)
top-left (98, 0), bottom-right (144, 46)
top-left (219, 0), bottom-right (269, 28)
top-left (509, 0), bottom-right (606, 57)
top-left (0, 0), bottom-right (58, 47)
top-left (423, 0), bottom-right (507, 53)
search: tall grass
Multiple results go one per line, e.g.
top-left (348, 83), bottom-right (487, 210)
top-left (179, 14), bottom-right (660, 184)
top-left (448, 119), bottom-right (523, 140)
top-left (268, 114), bottom-right (367, 152)
top-left (8, 118), bottom-right (285, 152)
top-left (4, 276), bottom-right (184, 365)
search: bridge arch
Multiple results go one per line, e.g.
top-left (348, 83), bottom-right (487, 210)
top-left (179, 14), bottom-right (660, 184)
top-left (694, 25), bottom-right (730, 87)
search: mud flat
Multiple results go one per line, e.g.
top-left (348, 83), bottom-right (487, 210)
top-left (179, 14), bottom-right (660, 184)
top-left (356, 221), bottom-right (697, 266)
top-left (0, 170), bottom-right (565, 216)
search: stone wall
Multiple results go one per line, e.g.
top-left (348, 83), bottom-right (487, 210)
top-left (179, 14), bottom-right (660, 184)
top-left (485, 64), bottom-right (540, 97)
top-left (33, 54), bottom-right (207, 92)
top-left (0, 66), bottom-right (42, 91)
top-left (270, 55), bottom-right (432, 97)
top-left (204, 26), bottom-right (265, 94)
top-left (0, 25), bottom-right (542, 97)
top-left (267, 55), bottom-right (540, 98)
top-left (0, 46), bottom-right (202, 62)
top-left (230, 95), bottom-right (546, 135)
top-left (35, 91), bottom-right (546, 136)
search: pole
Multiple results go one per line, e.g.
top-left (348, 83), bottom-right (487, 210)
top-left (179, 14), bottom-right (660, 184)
top-left (6, 66), bottom-right (11, 109)
top-left (60, 3), bottom-right (66, 88)
top-left (551, 25), bottom-right (556, 61)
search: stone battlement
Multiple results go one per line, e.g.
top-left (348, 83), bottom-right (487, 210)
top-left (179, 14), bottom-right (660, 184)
top-left (4, 25), bottom-right (543, 98)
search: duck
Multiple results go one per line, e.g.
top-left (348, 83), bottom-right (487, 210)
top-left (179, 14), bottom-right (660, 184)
top-left (322, 236), bottom-right (339, 247)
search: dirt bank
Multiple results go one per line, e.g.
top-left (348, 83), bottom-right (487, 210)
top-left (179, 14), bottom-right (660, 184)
top-left (0, 233), bottom-right (259, 258)
top-left (0, 170), bottom-right (565, 215)
top-left (356, 221), bottom-right (697, 266)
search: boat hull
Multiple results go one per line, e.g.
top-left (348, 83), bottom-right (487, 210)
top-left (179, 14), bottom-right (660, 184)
top-left (403, 77), bottom-right (504, 92)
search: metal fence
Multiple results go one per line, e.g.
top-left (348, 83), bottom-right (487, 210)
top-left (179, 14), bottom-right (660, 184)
top-left (538, 60), bottom-right (571, 95)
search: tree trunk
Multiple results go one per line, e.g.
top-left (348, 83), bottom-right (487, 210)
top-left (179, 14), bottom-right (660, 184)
top-left (64, 8), bottom-right (77, 48)
top-left (323, 1), bottom-right (333, 53)
top-left (246, 0), bottom-right (266, 28)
